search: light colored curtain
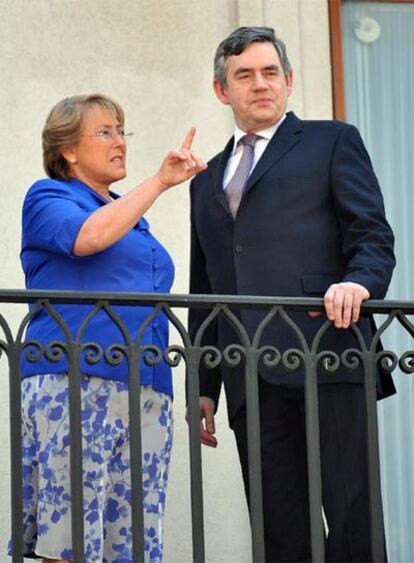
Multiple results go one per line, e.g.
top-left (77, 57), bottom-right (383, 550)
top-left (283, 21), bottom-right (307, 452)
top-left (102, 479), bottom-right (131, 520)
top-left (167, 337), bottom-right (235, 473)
top-left (342, 2), bottom-right (414, 561)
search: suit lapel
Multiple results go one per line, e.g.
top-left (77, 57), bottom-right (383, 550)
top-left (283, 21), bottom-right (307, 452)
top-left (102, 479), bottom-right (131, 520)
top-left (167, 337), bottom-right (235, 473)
top-left (212, 136), bottom-right (234, 217)
top-left (243, 112), bottom-right (303, 196)
top-left (210, 113), bottom-right (304, 217)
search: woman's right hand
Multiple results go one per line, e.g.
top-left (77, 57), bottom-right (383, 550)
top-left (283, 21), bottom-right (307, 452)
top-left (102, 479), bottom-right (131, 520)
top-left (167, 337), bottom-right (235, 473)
top-left (156, 127), bottom-right (207, 190)
top-left (73, 128), bottom-right (206, 256)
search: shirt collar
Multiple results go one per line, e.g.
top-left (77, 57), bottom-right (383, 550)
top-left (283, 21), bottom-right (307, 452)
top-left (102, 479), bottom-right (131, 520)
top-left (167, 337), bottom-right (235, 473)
top-left (231, 113), bottom-right (287, 155)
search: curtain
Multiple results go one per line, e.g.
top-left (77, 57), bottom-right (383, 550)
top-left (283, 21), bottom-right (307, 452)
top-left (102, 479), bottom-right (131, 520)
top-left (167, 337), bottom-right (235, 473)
top-left (342, 2), bottom-right (414, 561)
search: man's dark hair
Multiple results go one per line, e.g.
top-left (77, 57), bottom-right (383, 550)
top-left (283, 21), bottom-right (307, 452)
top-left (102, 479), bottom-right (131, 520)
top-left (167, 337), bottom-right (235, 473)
top-left (214, 26), bottom-right (292, 86)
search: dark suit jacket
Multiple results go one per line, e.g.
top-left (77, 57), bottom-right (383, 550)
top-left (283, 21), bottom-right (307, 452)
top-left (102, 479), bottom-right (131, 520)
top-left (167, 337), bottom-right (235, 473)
top-left (189, 112), bottom-right (396, 424)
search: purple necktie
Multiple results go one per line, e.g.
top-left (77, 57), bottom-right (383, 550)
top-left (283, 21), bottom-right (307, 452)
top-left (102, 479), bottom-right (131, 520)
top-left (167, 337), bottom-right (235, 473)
top-left (225, 134), bottom-right (258, 218)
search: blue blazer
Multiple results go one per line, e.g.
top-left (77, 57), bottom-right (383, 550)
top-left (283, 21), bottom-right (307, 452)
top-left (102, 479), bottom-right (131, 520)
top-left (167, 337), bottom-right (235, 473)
top-left (189, 112), bottom-right (396, 423)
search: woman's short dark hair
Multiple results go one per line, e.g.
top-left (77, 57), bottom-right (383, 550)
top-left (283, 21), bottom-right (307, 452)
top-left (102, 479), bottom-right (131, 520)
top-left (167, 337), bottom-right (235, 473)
top-left (42, 94), bottom-right (125, 180)
top-left (214, 26), bottom-right (292, 86)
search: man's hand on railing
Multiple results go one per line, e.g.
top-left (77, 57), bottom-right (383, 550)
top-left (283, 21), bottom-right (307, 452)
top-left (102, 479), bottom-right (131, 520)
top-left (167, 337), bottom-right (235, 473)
top-left (308, 281), bottom-right (370, 329)
top-left (198, 397), bottom-right (218, 448)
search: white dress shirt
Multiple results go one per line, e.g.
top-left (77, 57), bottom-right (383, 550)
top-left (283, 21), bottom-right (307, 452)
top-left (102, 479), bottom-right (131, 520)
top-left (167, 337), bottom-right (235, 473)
top-left (223, 114), bottom-right (287, 190)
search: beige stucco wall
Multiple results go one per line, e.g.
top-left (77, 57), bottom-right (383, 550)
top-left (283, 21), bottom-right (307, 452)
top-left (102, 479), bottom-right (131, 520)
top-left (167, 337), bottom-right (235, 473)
top-left (0, 1), bottom-right (332, 560)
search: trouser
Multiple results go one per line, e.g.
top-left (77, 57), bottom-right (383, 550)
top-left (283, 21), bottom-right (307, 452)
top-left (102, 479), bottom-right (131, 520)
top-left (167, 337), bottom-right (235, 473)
top-left (232, 380), bottom-right (387, 563)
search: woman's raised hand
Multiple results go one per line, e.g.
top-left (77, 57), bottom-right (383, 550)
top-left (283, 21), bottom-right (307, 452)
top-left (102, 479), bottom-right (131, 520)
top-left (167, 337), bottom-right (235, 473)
top-left (73, 129), bottom-right (206, 257)
top-left (156, 127), bottom-right (207, 190)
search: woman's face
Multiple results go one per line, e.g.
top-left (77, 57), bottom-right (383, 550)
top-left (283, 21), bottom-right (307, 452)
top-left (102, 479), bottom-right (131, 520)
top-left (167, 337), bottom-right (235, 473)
top-left (64, 106), bottom-right (127, 193)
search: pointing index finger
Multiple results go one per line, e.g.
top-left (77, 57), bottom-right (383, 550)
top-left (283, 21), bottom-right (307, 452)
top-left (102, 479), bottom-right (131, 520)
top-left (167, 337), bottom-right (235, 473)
top-left (181, 126), bottom-right (196, 150)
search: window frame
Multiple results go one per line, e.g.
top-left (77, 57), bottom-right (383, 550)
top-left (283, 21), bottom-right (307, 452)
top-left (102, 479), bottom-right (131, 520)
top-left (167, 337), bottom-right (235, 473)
top-left (328, 0), bottom-right (414, 120)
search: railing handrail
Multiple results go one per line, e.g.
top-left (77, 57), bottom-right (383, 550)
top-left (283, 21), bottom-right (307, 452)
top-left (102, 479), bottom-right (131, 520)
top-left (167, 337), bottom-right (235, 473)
top-left (2, 289), bottom-right (413, 561)
top-left (0, 289), bottom-right (413, 313)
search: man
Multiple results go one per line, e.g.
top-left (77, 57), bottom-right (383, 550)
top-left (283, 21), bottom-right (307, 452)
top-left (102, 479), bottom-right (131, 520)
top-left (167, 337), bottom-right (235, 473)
top-left (188, 27), bottom-right (395, 562)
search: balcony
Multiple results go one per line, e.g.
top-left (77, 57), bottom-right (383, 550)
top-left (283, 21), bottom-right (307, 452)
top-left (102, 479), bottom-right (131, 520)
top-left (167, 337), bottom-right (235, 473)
top-left (1, 289), bottom-right (413, 562)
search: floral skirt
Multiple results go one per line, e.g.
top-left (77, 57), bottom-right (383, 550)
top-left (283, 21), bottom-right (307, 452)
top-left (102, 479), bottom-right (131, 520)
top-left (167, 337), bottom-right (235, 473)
top-left (9, 373), bottom-right (173, 562)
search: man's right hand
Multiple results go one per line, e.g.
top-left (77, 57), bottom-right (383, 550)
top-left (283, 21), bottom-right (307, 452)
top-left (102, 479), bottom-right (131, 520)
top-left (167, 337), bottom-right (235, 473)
top-left (198, 396), bottom-right (218, 448)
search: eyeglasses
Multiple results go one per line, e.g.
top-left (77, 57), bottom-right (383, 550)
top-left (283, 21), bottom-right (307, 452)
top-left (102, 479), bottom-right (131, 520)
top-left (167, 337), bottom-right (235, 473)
top-left (82, 129), bottom-right (134, 142)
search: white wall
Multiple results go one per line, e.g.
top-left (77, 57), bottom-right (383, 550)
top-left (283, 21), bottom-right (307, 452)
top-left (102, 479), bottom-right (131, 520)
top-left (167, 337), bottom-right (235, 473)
top-left (0, 1), bottom-right (332, 560)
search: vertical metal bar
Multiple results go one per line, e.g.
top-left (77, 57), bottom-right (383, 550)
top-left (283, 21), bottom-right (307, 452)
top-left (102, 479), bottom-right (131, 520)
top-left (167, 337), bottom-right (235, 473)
top-left (186, 349), bottom-right (205, 563)
top-left (9, 342), bottom-right (24, 563)
top-left (364, 353), bottom-right (385, 563)
top-left (304, 357), bottom-right (325, 563)
top-left (245, 351), bottom-right (265, 563)
top-left (128, 345), bottom-right (145, 562)
top-left (67, 342), bottom-right (85, 562)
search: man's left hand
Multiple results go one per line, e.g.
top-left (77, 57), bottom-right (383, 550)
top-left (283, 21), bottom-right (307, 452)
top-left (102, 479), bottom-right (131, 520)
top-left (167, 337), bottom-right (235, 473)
top-left (309, 282), bottom-right (370, 329)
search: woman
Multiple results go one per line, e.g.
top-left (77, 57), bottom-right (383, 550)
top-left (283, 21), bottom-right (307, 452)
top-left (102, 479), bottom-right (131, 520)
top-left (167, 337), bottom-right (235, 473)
top-left (14, 94), bottom-right (206, 562)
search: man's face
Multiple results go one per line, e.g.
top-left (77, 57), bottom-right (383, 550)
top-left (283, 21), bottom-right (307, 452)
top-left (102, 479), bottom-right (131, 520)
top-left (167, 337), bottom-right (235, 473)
top-left (214, 41), bottom-right (293, 133)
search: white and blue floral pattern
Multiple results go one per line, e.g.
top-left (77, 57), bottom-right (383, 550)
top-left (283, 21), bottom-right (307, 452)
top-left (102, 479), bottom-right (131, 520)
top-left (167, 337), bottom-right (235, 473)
top-left (9, 374), bottom-right (173, 562)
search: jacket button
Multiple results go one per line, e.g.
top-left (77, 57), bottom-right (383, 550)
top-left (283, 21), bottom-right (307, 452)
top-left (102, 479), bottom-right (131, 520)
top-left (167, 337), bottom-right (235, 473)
top-left (235, 244), bottom-right (243, 253)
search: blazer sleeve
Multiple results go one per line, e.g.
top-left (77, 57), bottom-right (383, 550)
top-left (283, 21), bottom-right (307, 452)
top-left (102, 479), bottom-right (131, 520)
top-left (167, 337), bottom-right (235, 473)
top-left (330, 124), bottom-right (396, 298)
top-left (188, 179), bottom-right (222, 410)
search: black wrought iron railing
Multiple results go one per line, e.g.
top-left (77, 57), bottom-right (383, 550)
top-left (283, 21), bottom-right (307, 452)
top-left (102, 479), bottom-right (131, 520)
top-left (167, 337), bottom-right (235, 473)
top-left (1, 290), bottom-right (413, 563)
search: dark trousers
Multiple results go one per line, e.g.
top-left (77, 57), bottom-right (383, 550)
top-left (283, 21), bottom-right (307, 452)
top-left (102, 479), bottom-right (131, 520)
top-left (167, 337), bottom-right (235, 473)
top-left (232, 380), bottom-right (386, 563)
